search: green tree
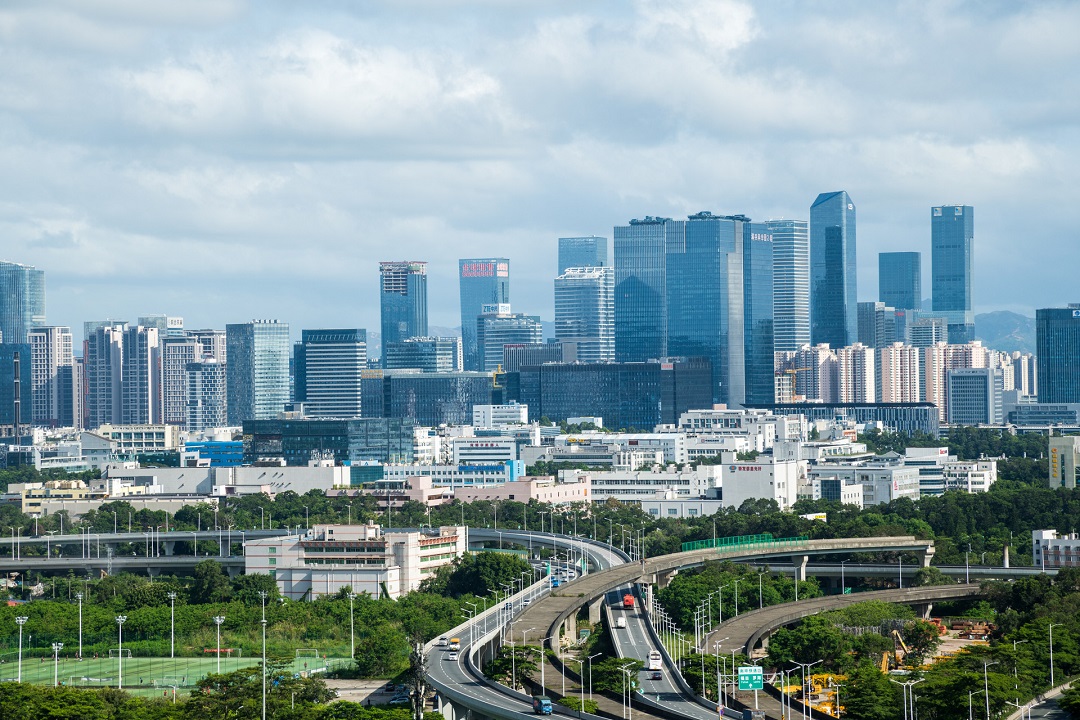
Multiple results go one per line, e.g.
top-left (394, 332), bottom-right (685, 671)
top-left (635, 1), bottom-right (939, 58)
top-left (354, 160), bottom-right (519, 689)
top-left (840, 660), bottom-right (902, 720)
top-left (190, 559), bottom-right (232, 604)
top-left (354, 623), bottom-right (410, 677)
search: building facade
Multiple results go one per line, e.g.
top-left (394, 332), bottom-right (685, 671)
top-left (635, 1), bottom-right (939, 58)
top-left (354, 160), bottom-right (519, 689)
top-left (476, 306), bottom-right (543, 372)
top-left (0, 260), bottom-right (45, 344)
top-left (226, 320), bottom-right (290, 424)
top-left (614, 217), bottom-right (669, 362)
top-left (459, 258), bottom-right (510, 371)
top-left (28, 326), bottom-right (74, 427)
top-left (379, 261), bottom-right (428, 349)
top-left (810, 191), bottom-right (857, 348)
top-left (931, 205), bottom-right (975, 343)
top-left (765, 219), bottom-right (810, 354)
top-left (554, 266), bottom-right (615, 363)
top-left (947, 367), bottom-right (1004, 425)
top-left (186, 358), bottom-right (227, 432)
top-left (879, 251), bottom-right (921, 311)
top-left (383, 336), bottom-right (463, 373)
top-left (1037, 305), bottom-right (1080, 404)
top-left (294, 329), bottom-right (367, 418)
top-left (558, 236), bottom-right (608, 274)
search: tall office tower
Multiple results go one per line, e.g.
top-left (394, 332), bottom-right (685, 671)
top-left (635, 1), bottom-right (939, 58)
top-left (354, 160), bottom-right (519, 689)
top-left (614, 217), bottom-right (669, 362)
top-left (879, 252), bottom-right (922, 311)
top-left (120, 325), bottom-right (161, 424)
top-left (1037, 305), bottom-right (1080, 403)
top-left (28, 326), bottom-right (74, 427)
top-left (186, 358), bottom-right (227, 432)
top-left (665, 212), bottom-right (749, 405)
top-left (162, 330), bottom-right (226, 428)
top-left (294, 329), bottom-right (367, 418)
top-left (947, 367), bottom-right (1003, 425)
top-left (744, 226), bottom-right (776, 405)
top-left (0, 343), bottom-right (31, 429)
top-left (558, 236), bottom-right (608, 274)
top-left (84, 323), bottom-right (126, 428)
top-left (837, 343), bottom-right (876, 403)
top-left (554, 267), bottom-right (615, 363)
top-left (810, 191), bottom-right (857, 347)
top-left (384, 336), bottom-right (462, 372)
top-left (138, 315), bottom-right (184, 338)
top-left (781, 343), bottom-right (839, 402)
top-left (71, 357), bottom-right (85, 430)
top-left (0, 261), bottom-right (45, 344)
top-left (931, 205), bottom-right (975, 343)
top-left (226, 320), bottom-right (290, 424)
top-left (458, 259), bottom-right (510, 371)
top-left (908, 317), bottom-right (949, 348)
top-left (379, 261), bottom-right (428, 349)
top-left (765, 219), bottom-right (810, 353)
top-left (857, 301), bottom-right (899, 349)
top-left (1011, 351), bottom-right (1037, 397)
top-left (878, 342), bottom-right (921, 402)
top-left (476, 306), bottom-right (543, 372)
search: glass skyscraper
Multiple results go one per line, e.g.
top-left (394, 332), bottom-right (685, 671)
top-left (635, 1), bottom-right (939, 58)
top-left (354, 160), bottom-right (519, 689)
top-left (810, 191), bottom-right (857, 348)
top-left (554, 266), bottom-right (614, 363)
top-left (931, 205), bottom-right (975, 343)
top-left (379, 262), bottom-right (428, 349)
top-left (476, 306), bottom-right (543, 372)
top-left (226, 320), bottom-right (290, 424)
top-left (558, 236), bottom-right (608, 274)
top-left (294, 329), bottom-right (367, 418)
top-left (614, 218), bottom-right (669, 363)
top-left (1037, 305), bottom-right (1080, 403)
top-left (744, 226), bottom-right (775, 405)
top-left (879, 251), bottom-right (922, 311)
top-left (0, 261), bottom-right (45, 345)
top-left (458, 258), bottom-right (509, 371)
top-left (765, 219), bottom-right (809, 353)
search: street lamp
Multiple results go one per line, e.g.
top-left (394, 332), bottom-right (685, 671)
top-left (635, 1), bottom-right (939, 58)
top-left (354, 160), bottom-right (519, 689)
top-left (793, 660), bottom-right (823, 720)
top-left (520, 627), bottom-right (536, 691)
top-left (75, 592), bottom-right (83, 660)
top-left (1012, 639), bottom-right (1028, 688)
top-left (983, 661), bottom-right (998, 720)
top-left (619, 662), bottom-right (635, 720)
top-left (52, 642), bottom-right (63, 686)
top-left (1050, 623), bottom-right (1063, 687)
top-left (116, 615), bottom-right (127, 690)
top-left (261, 617), bottom-right (268, 720)
top-left (349, 593), bottom-right (357, 661)
top-left (588, 652), bottom-right (602, 701)
top-left (539, 635), bottom-right (556, 695)
top-left (969, 688), bottom-right (985, 720)
top-left (167, 592), bottom-right (176, 659)
top-left (214, 616), bottom-right (226, 673)
top-left (15, 616), bottom-right (27, 682)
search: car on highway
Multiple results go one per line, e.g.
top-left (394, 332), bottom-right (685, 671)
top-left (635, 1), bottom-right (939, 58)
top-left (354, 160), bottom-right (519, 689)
top-left (447, 651), bottom-right (460, 661)
top-left (650, 671), bottom-right (662, 681)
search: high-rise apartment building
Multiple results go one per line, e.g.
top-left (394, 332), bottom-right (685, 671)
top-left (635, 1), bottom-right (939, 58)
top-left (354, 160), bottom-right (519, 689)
top-left (476, 306), bottom-right (543, 372)
top-left (379, 262), bottom-right (428, 349)
top-left (931, 205), bottom-right (975, 343)
top-left (558, 236), bottom-right (608, 274)
top-left (226, 320), bottom-right (290, 424)
top-left (765, 219), bottom-right (810, 353)
top-left (922, 341), bottom-right (991, 420)
top-left (614, 217), bottom-right (669, 363)
top-left (837, 343), bottom-right (876, 403)
top-left (810, 191), bottom-right (857, 348)
top-left (458, 259), bottom-right (510, 371)
top-left (28, 326), bottom-right (74, 427)
top-left (0, 261), bottom-right (45, 345)
top-left (83, 323), bottom-right (161, 427)
top-left (383, 336), bottom-right (462, 373)
top-left (294, 329), bottom-right (367, 418)
top-left (186, 358), bottom-right (227, 432)
top-left (1037, 305), bottom-right (1080, 403)
top-left (120, 325), bottom-right (161, 425)
top-left (879, 252), bottom-right (921, 311)
top-left (162, 329), bottom-right (226, 429)
top-left (554, 266), bottom-right (614, 364)
top-left (947, 367), bottom-right (1003, 425)
top-left (777, 344), bottom-right (839, 403)
top-left (877, 342), bottom-right (921, 403)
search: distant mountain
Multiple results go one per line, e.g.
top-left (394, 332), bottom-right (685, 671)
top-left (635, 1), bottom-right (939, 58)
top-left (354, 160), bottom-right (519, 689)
top-left (975, 311), bottom-right (1036, 354)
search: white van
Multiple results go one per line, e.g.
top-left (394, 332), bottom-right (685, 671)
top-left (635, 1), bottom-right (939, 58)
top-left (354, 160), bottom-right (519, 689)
top-left (616, 616), bottom-right (627, 629)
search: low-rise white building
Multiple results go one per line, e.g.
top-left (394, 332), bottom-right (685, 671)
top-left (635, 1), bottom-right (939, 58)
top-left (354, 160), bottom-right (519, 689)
top-left (719, 456), bottom-right (804, 512)
top-left (640, 495), bottom-right (725, 519)
top-left (563, 466), bottom-right (721, 505)
top-left (473, 403), bottom-right (529, 428)
top-left (452, 437), bottom-right (519, 464)
top-left (1033, 529), bottom-right (1080, 569)
top-left (807, 461), bottom-right (920, 506)
top-left (556, 432), bottom-right (687, 465)
top-left (245, 524), bottom-right (467, 600)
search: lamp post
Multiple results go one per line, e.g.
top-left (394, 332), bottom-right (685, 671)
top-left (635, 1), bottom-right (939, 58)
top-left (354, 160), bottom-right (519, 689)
top-left (619, 662), bottom-right (634, 720)
top-left (1050, 623), bottom-right (1063, 687)
top-left (167, 592), bottom-right (176, 659)
top-left (539, 635), bottom-right (555, 695)
top-left (969, 689), bottom-right (985, 720)
top-left (983, 661), bottom-right (998, 720)
top-left (116, 615), bottom-right (127, 690)
top-left (15, 616), bottom-right (27, 682)
top-left (732, 579), bottom-right (740, 618)
top-left (891, 678), bottom-right (925, 720)
top-left (348, 592), bottom-right (357, 662)
top-left (214, 616), bottom-right (226, 673)
top-left (758, 570), bottom-right (764, 609)
top-left (52, 642), bottom-right (63, 686)
top-left (793, 660), bottom-right (823, 720)
top-left (75, 592), bottom-right (83, 660)
top-left (261, 617), bottom-right (268, 720)
top-left (588, 652), bottom-right (601, 701)
top-left (1012, 639), bottom-right (1028, 688)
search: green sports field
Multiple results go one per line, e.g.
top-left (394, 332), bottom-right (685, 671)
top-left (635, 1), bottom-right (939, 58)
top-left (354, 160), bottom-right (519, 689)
top-left (0, 653), bottom-right (348, 692)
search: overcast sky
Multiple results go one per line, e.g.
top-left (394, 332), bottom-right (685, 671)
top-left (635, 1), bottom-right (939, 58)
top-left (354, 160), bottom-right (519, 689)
top-left (2, 0), bottom-right (1077, 341)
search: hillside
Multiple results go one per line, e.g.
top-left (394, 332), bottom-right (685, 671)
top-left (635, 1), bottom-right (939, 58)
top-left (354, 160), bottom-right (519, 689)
top-left (975, 310), bottom-right (1036, 354)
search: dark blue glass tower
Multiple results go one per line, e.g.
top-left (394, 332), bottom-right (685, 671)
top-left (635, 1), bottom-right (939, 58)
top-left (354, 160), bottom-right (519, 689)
top-left (458, 258), bottom-right (510, 371)
top-left (879, 251), bottom-right (921, 310)
top-left (931, 205), bottom-right (974, 343)
top-left (810, 191), bottom-right (857, 348)
top-left (614, 218), bottom-right (668, 363)
top-left (744, 225), bottom-right (775, 405)
top-left (1037, 305), bottom-right (1080, 403)
top-left (379, 261), bottom-right (428, 349)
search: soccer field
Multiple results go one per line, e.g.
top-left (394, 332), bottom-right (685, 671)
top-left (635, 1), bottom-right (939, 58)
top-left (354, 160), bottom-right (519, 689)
top-left (0, 654), bottom-right (346, 689)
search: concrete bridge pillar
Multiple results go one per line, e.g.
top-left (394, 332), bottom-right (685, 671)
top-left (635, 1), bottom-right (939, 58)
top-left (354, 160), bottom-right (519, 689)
top-left (913, 602), bottom-right (933, 619)
top-left (162, 541), bottom-right (175, 557)
top-left (791, 555), bottom-right (809, 582)
top-left (588, 597), bottom-right (603, 625)
top-left (225, 564), bottom-right (242, 578)
top-left (147, 566), bottom-right (161, 580)
top-left (921, 546), bottom-right (934, 568)
top-left (657, 569), bottom-right (679, 588)
top-left (563, 613), bottom-right (577, 644)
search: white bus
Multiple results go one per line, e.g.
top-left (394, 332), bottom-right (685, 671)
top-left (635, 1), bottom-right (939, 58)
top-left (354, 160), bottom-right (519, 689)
top-left (647, 650), bottom-right (662, 671)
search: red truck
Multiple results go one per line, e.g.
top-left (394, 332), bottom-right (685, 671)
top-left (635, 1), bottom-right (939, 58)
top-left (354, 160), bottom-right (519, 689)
top-left (623, 594), bottom-right (635, 609)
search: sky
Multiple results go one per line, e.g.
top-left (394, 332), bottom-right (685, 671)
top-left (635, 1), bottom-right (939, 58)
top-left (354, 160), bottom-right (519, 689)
top-left (2, 0), bottom-right (1078, 342)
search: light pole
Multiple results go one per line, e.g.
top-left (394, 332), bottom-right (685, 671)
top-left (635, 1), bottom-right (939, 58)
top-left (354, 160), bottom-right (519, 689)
top-left (52, 642), bottom-right (63, 686)
top-left (167, 592), bottom-right (176, 659)
top-left (214, 616), bottom-right (226, 673)
top-left (619, 662), bottom-right (634, 720)
top-left (793, 660), bottom-right (823, 720)
top-left (116, 615), bottom-right (127, 690)
top-left (983, 661), bottom-right (998, 720)
top-left (15, 616), bottom-right (27, 682)
top-left (539, 635), bottom-right (555, 695)
top-left (261, 616), bottom-right (268, 720)
top-left (1012, 639), bottom-right (1028, 688)
top-left (574, 658), bottom-right (585, 713)
top-left (758, 570), bottom-right (764, 609)
top-left (349, 592), bottom-right (356, 661)
top-left (966, 543), bottom-right (971, 584)
top-left (75, 592), bottom-right (83, 659)
top-left (969, 689), bottom-right (985, 720)
top-left (588, 652), bottom-right (601, 701)
top-left (1050, 623), bottom-right (1063, 687)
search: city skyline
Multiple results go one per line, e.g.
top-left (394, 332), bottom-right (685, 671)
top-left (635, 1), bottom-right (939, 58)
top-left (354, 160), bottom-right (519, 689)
top-left (0, 3), bottom-right (1074, 336)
